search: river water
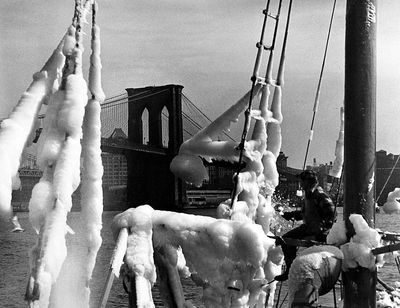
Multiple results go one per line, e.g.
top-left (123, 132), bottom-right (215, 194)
top-left (0, 208), bottom-right (399, 307)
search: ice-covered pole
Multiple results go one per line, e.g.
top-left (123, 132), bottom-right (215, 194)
top-left (99, 228), bottom-right (128, 308)
top-left (343, 0), bottom-right (377, 306)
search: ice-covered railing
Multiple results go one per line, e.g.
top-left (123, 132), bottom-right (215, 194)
top-left (112, 205), bottom-right (283, 308)
top-left (23, 1), bottom-right (104, 307)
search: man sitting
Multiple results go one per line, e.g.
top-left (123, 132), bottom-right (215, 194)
top-left (274, 170), bottom-right (336, 281)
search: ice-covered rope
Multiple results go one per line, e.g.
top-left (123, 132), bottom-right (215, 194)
top-left (232, 0), bottom-right (292, 219)
top-left (265, 0), bottom-right (283, 85)
top-left (79, 2), bottom-right (105, 305)
top-left (302, 0), bottom-right (337, 170)
top-left (230, 0), bottom-right (274, 207)
top-left (276, 0), bottom-right (293, 88)
top-left (26, 1), bottom-right (89, 306)
top-left (0, 31), bottom-right (67, 219)
top-left (170, 85), bottom-right (262, 187)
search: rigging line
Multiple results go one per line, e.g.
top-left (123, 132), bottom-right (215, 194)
top-left (231, 0), bottom-right (272, 206)
top-left (276, 0), bottom-right (294, 86)
top-left (376, 154), bottom-right (400, 204)
top-left (333, 170), bottom-right (343, 221)
top-left (302, 0), bottom-right (337, 170)
top-left (265, 0), bottom-right (283, 84)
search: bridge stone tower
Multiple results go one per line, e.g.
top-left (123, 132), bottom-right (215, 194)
top-left (125, 84), bottom-right (185, 211)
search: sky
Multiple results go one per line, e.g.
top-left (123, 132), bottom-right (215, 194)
top-left (1, 0), bottom-right (400, 169)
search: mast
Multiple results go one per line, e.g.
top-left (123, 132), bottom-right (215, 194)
top-left (343, 0), bottom-right (377, 307)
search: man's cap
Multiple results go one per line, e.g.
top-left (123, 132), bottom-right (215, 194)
top-left (296, 170), bottom-right (318, 182)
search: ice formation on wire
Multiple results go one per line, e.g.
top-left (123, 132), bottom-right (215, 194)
top-left (169, 74), bottom-right (285, 307)
top-left (0, 33), bottom-right (66, 218)
top-left (170, 84), bottom-right (263, 187)
top-left (79, 2), bottom-right (105, 304)
top-left (25, 2), bottom-right (101, 307)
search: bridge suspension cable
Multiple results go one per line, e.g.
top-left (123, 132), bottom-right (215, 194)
top-left (182, 93), bottom-right (236, 141)
top-left (101, 89), bottom-right (235, 141)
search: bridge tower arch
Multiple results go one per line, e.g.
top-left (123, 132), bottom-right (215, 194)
top-left (125, 84), bottom-right (185, 210)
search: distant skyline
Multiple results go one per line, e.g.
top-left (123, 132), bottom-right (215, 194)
top-left (1, 1), bottom-right (400, 168)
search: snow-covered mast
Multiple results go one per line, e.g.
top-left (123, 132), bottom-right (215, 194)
top-left (343, 0), bottom-right (377, 306)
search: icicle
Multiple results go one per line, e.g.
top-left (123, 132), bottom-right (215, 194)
top-left (26, 1), bottom-right (91, 305)
top-left (79, 2), bottom-right (105, 304)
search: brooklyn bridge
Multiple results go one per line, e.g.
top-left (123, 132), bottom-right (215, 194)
top-left (16, 84), bottom-right (241, 212)
top-left (11, 84), bottom-right (400, 212)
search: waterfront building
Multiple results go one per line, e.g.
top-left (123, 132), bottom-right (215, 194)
top-left (11, 148), bottom-right (398, 211)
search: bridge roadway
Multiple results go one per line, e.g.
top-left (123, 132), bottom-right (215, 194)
top-left (101, 138), bottom-right (168, 156)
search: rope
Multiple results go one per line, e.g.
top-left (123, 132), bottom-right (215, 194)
top-left (376, 154), bottom-right (400, 204)
top-left (395, 254), bottom-right (400, 275)
top-left (278, 291), bottom-right (288, 308)
top-left (302, 0), bottom-right (337, 170)
top-left (265, 0), bottom-right (284, 84)
top-left (276, 0), bottom-right (294, 86)
top-left (275, 280), bottom-right (283, 308)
